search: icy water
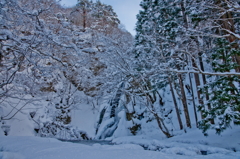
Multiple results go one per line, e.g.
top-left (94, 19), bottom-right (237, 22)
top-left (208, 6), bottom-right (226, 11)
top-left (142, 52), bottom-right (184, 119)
top-left (58, 139), bottom-right (114, 146)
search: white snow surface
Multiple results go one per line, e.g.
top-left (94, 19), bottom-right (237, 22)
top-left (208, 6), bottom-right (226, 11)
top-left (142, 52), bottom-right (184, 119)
top-left (71, 102), bottom-right (97, 138)
top-left (0, 136), bottom-right (183, 159)
top-left (112, 127), bottom-right (240, 158)
top-left (1, 127), bottom-right (240, 159)
top-left (1, 89), bottom-right (240, 159)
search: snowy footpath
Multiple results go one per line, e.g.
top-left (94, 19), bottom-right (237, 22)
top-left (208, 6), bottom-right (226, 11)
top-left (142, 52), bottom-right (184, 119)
top-left (1, 130), bottom-right (240, 159)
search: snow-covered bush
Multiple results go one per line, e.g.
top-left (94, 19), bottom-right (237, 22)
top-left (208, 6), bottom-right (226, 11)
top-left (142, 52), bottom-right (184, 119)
top-left (38, 121), bottom-right (90, 140)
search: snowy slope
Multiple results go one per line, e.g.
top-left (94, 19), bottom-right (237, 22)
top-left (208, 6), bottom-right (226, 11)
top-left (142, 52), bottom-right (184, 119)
top-left (71, 103), bottom-right (98, 138)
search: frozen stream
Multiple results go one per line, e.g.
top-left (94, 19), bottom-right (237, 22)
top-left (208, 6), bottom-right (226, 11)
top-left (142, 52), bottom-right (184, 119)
top-left (58, 139), bottom-right (114, 146)
top-left (1, 136), bottom-right (240, 159)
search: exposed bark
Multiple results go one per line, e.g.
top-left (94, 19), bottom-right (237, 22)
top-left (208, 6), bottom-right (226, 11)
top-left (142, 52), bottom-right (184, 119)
top-left (215, 0), bottom-right (240, 72)
top-left (83, 8), bottom-right (87, 30)
top-left (168, 76), bottom-right (183, 130)
top-left (139, 84), bottom-right (173, 138)
top-left (180, 0), bottom-right (188, 29)
top-left (178, 73), bottom-right (191, 128)
top-left (180, 0), bottom-right (200, 127)
top-left (153, 112), bottom-right (173, 138)
top-left (192, 58), bottom-right (204, 119)
top-left (199, 54), bottom-right (215, 124)
top-left (188, 72), bottom-right (198, 127)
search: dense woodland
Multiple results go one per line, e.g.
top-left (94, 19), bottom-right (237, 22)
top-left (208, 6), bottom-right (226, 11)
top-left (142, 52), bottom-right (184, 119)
top-left (0, 0), bottom-right (240, 139)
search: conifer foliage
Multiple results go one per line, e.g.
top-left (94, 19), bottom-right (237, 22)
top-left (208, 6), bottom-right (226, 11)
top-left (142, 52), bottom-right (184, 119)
top-left (199, 38), bottom-right (240, 134)
top-left (134, 0), bottom-right (240, 136)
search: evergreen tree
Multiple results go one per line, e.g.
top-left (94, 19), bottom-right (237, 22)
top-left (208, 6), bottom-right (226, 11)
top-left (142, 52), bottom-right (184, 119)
top-left (134, 0), bottom-right (195, 134)
top-left (133, 0), bottom-right (177, 138)
top-left (134, 0), bottom-right (240, 135)
top-left (188, 0), bottom-right (240, 134)
top-left (199, 38), bottom-right (240, 134)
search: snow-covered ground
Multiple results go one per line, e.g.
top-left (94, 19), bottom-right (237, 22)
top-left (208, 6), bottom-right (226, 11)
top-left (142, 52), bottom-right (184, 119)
top-left (1, 90), bottom-right (240, 159)
top-left (1, 94), bottom-right (240, 159)
top-left (1, 127), bottom-right (240, 159)
top-left (112, 127), bottom-right (240, 158)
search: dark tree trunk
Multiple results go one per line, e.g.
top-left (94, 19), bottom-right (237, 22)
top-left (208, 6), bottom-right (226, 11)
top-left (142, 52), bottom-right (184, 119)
top-left (178, 74), bottom-right (191, 128)
top-left (199, 54), bottom-right (215, 124)
top-left (168, 76), bottom-right (183, 130)
top-left (214, 0), bottom-right (240, 72)
top-left (188, 72), bottom-right (198, 127)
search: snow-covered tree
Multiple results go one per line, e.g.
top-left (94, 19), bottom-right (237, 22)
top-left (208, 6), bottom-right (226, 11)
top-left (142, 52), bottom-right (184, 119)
top-left (133, 0), bottom-right (240, 136)
top-left (0, 0), bottom-right (134, 138)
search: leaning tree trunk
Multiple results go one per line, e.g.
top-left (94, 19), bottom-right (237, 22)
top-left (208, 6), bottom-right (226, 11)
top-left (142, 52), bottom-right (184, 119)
top-left (168, 76), bottom-right (183, 130)
top-left (153, 112), bottom-right (172, 138)
top-left (140, 84), bottom-right (173, 138)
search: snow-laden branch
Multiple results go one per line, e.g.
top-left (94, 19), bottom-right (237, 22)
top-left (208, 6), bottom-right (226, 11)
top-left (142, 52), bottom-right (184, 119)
top-left (1, 99), bottom-right (39, 120)
top-left (224, 0), bottom-right (240, 11)
top-left (221, 28), bottom-right (240, 40)
top-left (177, 50), bottom-right (240, 76)
top-left (187, 28), bottom-right (232, 39)
top-left (166, 69), bottom-right (240, 76)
